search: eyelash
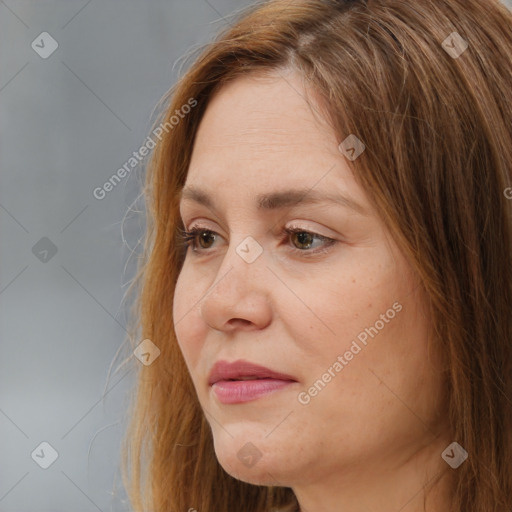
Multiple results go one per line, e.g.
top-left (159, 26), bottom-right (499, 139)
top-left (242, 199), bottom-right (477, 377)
top-left (177, 225), bottom-right (337, 258)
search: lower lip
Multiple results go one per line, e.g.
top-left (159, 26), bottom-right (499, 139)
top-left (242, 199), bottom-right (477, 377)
top-left (211, 379), bottom-right (295, 404)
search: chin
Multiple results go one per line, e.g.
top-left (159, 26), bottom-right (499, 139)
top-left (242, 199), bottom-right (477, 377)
top-left (216, 454), bottom-right (285, 486)
top-left (212, 434), bottom-right (293, 486)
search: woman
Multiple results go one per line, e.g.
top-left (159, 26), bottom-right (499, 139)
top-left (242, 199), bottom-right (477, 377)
top-left (120, 0), bottom-right (512, 510)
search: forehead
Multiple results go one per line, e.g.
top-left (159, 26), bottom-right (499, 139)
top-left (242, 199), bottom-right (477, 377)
top-left (185, 70), bottom-right (351, 193)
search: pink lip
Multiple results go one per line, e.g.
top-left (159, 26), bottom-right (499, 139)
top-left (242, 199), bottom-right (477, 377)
top-left (208, 359), bottom-right (298, 404)
top-left (212, 379), bottom-right (295, 404)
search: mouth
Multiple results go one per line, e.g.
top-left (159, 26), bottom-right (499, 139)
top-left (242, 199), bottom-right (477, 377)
top-left (208, 359), bottom-right (298, 404)
top-left (224, 376), bottom-right (273, 381)
top-left (211, 378), bottom-right (297, 404)
top-left (208, 359), bottom-right (297, 386)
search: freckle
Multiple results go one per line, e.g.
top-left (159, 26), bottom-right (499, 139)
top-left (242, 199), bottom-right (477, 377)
top-left (368, 303), bottom-right (372, 308)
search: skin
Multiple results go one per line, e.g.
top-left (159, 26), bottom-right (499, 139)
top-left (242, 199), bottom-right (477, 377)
top-left (173, 68), bottom-right (454, 512)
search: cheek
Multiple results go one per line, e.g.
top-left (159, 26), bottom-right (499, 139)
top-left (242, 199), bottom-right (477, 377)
top-left (172, 266), bottom-right (189, 329)
top-left (295, 246), bottom-right (429, 401)
top-left (172, 265), bottom-right (206, 370)
top-left (292, 248), bottom-right (405, 355)
top-left (294, 266), bottom-right (436, 452)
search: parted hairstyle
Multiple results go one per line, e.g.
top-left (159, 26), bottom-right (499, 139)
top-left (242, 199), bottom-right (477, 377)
top-left (118, 0), bottom-right (512, 511)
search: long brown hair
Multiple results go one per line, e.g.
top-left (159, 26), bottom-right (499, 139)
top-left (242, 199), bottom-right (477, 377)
top-left (118, 1), bottom-right (512, 510)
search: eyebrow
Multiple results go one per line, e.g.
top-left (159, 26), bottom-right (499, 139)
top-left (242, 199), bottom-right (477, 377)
top-left (178, 185), bottom-right (368, 216)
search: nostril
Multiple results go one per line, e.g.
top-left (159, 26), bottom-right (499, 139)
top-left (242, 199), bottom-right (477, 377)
top-left (229, 318), bottom-right (252, 327)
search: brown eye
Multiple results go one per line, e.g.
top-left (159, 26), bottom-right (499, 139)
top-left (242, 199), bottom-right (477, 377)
top-left (290, 231), bottom-right (315, 250)
top-left (179, 227), bottom-right (220, 252)
top-left (283, 226), bottom-right (337, 257)
top-left (198, 231), bottom-right (216, 249)
top-left (180, 225), bottom-right (337, 258)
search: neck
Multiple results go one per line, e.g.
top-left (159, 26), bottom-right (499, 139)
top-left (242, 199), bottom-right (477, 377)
top-left (293, 434), bottom-right (456, 512)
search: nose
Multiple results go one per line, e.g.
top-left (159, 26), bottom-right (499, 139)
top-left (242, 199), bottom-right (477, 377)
top-left (200, 240), bottom-right (273, 332)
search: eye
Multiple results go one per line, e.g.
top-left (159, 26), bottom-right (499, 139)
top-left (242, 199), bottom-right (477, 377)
top-left (182, 227), bottom-right (217, 250)
top-left (282, 226), bottom-right (337, 256)
top-left (177, 224), bottom-right (337, 257)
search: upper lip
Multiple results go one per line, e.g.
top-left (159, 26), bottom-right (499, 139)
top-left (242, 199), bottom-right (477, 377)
top-left (208, 359), bottom-right (297, 386)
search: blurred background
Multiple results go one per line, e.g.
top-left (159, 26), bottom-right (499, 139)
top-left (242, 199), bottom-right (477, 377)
top-left (1, 0), bottom-right (511, 511)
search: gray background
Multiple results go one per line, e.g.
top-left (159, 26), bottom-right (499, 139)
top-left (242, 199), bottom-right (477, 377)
top-left (1, 1), bottom-right (511, 511)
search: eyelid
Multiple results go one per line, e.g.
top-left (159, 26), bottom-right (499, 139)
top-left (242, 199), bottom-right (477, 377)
top-left (178, 222), bottom-right (339, 257)
top-left (182, 220), bottom-right (334, 241)
top-left (181, 217), bottom-right (336, 238)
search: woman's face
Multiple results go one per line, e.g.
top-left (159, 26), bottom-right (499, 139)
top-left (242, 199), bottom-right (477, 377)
top-left (173, 69), bottom-right (447, 490)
